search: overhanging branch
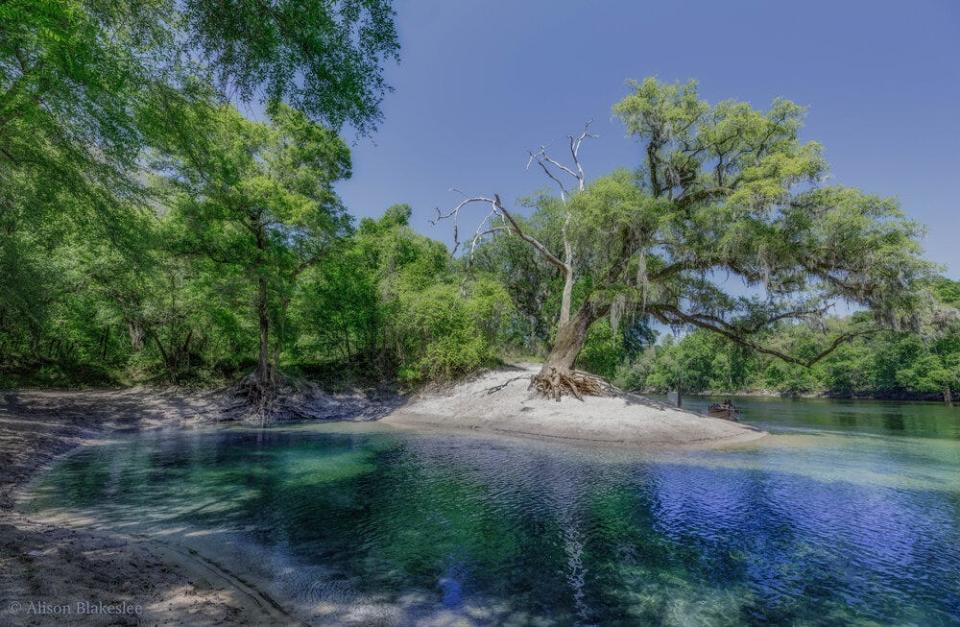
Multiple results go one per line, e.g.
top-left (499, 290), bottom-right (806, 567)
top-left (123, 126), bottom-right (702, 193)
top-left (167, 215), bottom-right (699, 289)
top-left (652, 304), bottom-right (876, 367)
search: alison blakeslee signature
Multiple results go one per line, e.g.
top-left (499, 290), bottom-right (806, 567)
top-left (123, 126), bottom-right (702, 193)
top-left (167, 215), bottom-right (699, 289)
top-left (7, 600), bottom-right (143, 616)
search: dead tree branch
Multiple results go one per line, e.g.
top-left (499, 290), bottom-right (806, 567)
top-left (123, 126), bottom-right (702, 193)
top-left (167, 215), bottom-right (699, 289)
top-left (438, 122), bottom-right (595, 326)
top-left (432, 190), bottom-right (567, 271)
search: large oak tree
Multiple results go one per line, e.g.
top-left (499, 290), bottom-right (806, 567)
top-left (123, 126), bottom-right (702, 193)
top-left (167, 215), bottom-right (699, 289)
top-left (446, 79), bottom-right (932, 398)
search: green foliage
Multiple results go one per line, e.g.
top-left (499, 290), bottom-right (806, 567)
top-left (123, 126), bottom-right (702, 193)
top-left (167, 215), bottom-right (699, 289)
top-left (146, 102), bottom-right (353, 380)
top-left (460, 77), bottom-right (933, 401)
top-left (1, 0), bottom-right (396, 249)
top-left (819, 342), bottom-right (874, 395)
top-left (1, 41), bottom-right (949, 400)
top-left (609, 78), bottom-right (933, 333)
top-left (576, 320), bottom-right (625, 380)
top-left (896, 353), bottom-right (957, 396)
top-left (641, 332), bottom-right (748, 393)
top-left (181, 0), bottom-right (399, 132)
top-left (931, 277), bottom-right (960, 307)
top-left (0, 0), bottom-right (400, 387)
top-left (469, 215), bottom-right (557, 352)
top-left (292, 208), bottom-right (515, 384)
top-left (392, 278), bottom-right (510, 382)
top-left (620, 281), bottom-right (960, 399)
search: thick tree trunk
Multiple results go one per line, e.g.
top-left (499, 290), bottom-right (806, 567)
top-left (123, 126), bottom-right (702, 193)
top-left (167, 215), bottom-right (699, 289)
top-left (532, 301), bottom-right (609, 400)
top-left (256, 274), bottom-right (271, 386)
top-left (559, 268), bottom-right (573, 327)
top-left (558, 237), bottom-right (574, 326)
top-left (543, 304), bottom-right (599, 372)
top-left (248, 219), bottom-right (276, 410)
top-left (945, 386), bottom-right (953, 406)
top-left (150, 333), bottom-right (175, 379)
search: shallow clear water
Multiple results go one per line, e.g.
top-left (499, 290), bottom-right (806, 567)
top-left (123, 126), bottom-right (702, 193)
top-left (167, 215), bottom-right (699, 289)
top-left (25, 400), bottom-right (960, 626)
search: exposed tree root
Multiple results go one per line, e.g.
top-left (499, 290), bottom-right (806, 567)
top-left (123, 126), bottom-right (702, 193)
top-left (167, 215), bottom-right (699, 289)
top-left (222, 370), bottom-right (402, 425)
top-left (235, 372), bottom-right (278, 409)
top-left (230, 368), bottom-right (292, 425)
top-left (224, 367), bottom-right (320, 424)
top-left (529, 366), bottom-right (608, 402)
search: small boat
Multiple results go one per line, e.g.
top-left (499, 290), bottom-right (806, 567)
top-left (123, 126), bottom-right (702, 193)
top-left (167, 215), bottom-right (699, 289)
top-left (707, 401), bottom-right (740, 421)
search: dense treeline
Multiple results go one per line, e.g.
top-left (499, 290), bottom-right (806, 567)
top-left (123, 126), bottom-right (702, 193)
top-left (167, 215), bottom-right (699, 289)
top-left (0, 0), bottom-right (406, 389)
top-left (471, 237), bottom-right (960, 401)
top-left (0, 195), bottom-right (515, 386)
top-left (2, 1), bottom-right (953, 403)
top-left (616, 278), bottom-right (960, 401)
top-left (0, 0), bottom-right (507, 389)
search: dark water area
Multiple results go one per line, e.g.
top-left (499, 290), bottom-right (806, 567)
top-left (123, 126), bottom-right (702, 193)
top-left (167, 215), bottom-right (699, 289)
top-left (25, 400), bottom-right (960, 625)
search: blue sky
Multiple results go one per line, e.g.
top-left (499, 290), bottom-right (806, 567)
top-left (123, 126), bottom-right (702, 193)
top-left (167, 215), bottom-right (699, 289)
top-left (301, 0), bottom-right (960, 276)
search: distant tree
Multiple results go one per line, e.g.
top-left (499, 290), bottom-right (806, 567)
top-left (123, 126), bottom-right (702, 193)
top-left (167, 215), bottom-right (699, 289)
top-left (896, 353), bottom-right (959, 403)
top-left (439, 78), bottom-right (932, 398)
top-left (630, 280), bottom-right (960, 402)
top-left (899, 277), bottom-right (960, 403)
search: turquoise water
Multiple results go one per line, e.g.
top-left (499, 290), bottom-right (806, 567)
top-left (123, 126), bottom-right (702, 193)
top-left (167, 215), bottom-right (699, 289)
top-left (25, 401), bottom-right (960, 625)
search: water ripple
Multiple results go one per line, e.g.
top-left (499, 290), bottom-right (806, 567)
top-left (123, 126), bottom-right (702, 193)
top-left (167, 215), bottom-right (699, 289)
top-left (24, 424), bottom-right (960, 626)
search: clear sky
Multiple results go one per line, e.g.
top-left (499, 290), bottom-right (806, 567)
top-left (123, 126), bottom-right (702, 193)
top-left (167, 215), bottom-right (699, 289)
top-left (322, 0), bottom-right (959, 277)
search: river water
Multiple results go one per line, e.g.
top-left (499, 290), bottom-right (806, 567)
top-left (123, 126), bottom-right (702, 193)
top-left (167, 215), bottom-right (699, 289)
top-left (24, 399), bottom-right (960, 625)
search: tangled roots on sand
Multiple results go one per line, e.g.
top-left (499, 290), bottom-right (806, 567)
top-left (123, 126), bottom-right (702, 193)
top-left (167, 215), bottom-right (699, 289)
top-left (530, 366), bottom-right (607, 401)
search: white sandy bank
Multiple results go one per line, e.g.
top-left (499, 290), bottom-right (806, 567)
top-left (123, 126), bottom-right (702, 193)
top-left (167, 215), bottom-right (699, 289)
top-left (383, 365), bottom-right (766, 449)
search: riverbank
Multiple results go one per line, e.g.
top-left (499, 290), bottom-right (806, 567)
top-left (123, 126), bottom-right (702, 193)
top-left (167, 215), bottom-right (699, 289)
top-left (0, 389), bottom-right (301, 626)
top-left (385, 365), bottom-right (766, 449)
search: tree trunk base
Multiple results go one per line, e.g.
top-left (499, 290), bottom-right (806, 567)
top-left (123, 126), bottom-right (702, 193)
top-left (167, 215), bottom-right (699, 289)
top-left (529, 366), bottom-right (606, 401)
top-left (228, 370), bottom-right (350, 424)
top-left (234, 369), bottom-right (279, 422)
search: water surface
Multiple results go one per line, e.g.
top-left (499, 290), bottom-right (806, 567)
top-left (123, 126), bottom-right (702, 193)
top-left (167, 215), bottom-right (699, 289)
top-left (25, 400), bottom-right (960, 625)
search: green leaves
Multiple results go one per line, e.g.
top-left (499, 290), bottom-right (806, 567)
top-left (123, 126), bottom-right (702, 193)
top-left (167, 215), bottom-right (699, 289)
top-left (628, 309), bottom-right (960, 399)
top-left (180, 0), bottom-right (399, 133)
top-left (291, 208), bottom-right (513, 383)
top-left (1, 0), bottom-right (396, 270)
top-left (607, 78), bottom-right (932, 346)
top-left (1, 0), bottom-right (154, 234)
top-left (612, 78), bottom-right (707, 143)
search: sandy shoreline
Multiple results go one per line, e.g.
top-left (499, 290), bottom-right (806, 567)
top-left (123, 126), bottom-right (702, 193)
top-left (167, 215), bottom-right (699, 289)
top-left (385, 366), bottom-right (766, 450)
top-left (1, 369), bottom-right (765, 625)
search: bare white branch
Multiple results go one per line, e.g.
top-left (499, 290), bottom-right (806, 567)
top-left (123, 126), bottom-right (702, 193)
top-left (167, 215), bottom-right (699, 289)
top-left (433, 188), bottom-right (568, 272)
top-left (527, 148), bottom-right (571, 200)
top-left (438, 123), bottom-right (594, 326)
top-left (525, 121), bottom-right (595, 197)
top-left (568, 120), bottom-right (596, 190)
